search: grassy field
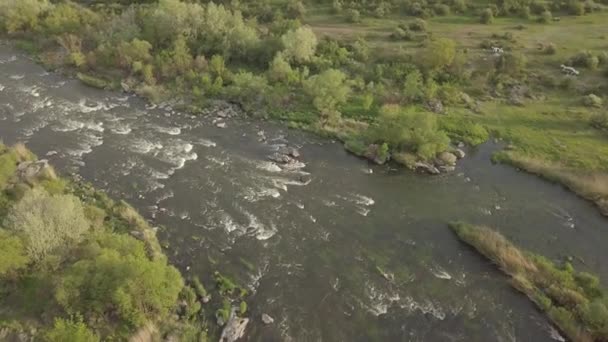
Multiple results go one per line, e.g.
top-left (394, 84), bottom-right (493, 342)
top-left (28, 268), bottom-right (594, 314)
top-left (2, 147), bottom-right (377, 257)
top-left (304, 5), bottom-right (608, 202)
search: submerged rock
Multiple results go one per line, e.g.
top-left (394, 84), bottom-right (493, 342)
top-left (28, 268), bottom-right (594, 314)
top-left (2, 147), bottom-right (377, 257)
top-left (268, 152), bottom-right (292, 164)
top-left (216, 122), bottom-right (227, 128)
top-left (261, 314), bottom-right (274, 325)
top-left (438, 165), bottom-right (456, 173)
top-left (220, 309), bottom-right (249, 342)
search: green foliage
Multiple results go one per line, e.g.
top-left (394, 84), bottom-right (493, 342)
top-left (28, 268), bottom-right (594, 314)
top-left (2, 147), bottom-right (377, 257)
top-left (495, 52), bottom-right (528, 78)
top-left (191, 276), bottom-right (207, 298)
top-left (0, 149), bottom-right (19, 189)
top-left (5, 188), bottom-right (89, 262)
top-left (422, 38), bottom-right (456, 71)
top-left (281, 26), bottom-right (318, 64)
top-left (239, 301), bottom-right (247, 315)
top-left (345, 8), bottom-right (361, 23)
top-left (45, 317), bottom-right (99, 342)
top-left (373, 105), bottom-right (450, 159)
top-left (539, 9), bottom-right (553, 23)
top-left (43, 2), bottom-right (98, 36)
top-left (55, 232), bottom-right (184, 328)
top-left (481, 8), bottom-right (495, 24)
top-left (225, 71), bottom-right (270, 111)
top-left (409, 18), bottom-right (427, 32)
top-left (591, 112), bottom-right (608, 130)
top-left (0, 0), bottom-right (50, 33)
top-left (268, 53), bottom-right (298, 84)
top-left (116, 39), bottom-right (153, 70)
top-left (0, 229), bottom-right (29, 278)
top-left (303, 69), bottom-right (351, 121)
top-left (582, 94), bottom-right (603, 108)
top-left (568, 51), bottom-right (600, 70)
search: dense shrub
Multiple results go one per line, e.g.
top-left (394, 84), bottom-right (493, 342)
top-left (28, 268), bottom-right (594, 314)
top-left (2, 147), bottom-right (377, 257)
top-left (372, 105), bottom-right (450, 159)
top-left (45, 317), bottom-right (100, 342)
top-left (583, 94), bottom-right (603, 108)
top-left (345, 8), bottom-right (361, 22)
top-left (304, 69), bottom-right (351, 122)
top-left (481, 8), bottom-right (494, 24)
top-left (0, 0), bottom-right (50, 33)
top-left (422, 38), bottom-right (457, 71)
top-left (55, 232), bottom-right (183, 328)
top-left (281, 26), bottom-right (318, 63)
top-left (495, 52), bottom-right (528, 78)
top-left (409, 18), bottom-right (428, 31)
top-left (0, 229), bottom-right (29, 278)
top-left (5, 188), bottom-right (89, 262)
top-left (568, 51), bottom-right (600, 69)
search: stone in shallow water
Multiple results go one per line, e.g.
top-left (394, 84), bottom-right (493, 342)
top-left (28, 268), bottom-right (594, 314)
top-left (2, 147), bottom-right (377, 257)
top-left (220, 309), bottom-right (249, 342)
top-left (261, 313), bottom-right (274, 324)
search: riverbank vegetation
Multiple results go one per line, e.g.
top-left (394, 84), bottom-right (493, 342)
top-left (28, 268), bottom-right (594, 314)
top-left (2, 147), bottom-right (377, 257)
top-left (1, 0), bottom-right (608, 205)
top-left (450, 222), bottom-right (608, 342)
top-left (0, 142), bottom-right (249, 340)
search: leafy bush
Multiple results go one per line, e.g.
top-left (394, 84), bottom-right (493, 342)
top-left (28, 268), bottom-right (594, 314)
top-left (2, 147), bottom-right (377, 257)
top-left (481, 8), bottom-right (494, 24)
top-left (45, 317), bottom-right (99, 342)
top-left (433, 4), bottom-right (451, 15)
top-left (5, 188), bottom-right (90, 262)
top-left (409, 18), bottom-right (427, 32)
top-left (591, 112), bottom-right (608, 130)
top-left (372, 105), bottom-right (450, 159)
top-left (495, 52), bottom-right (528, 78)
top-left (539, 9), bottom-right (553, 23)
top-left (281, 26), bottom-right (318, 63)
top-left (390, 27), bottom-right (414, 41)
top-left (568, 51), bottom-right (600, 69)
top-left (422, 38), bottom-right (456, 71)
top-left (542, 42), bottom-right (557, 54)
top-left (0, 229), bottom-right (29, 278)
top-left (55, 232), bottom-right (183, 328)
top-left (345, 8), bottom-right (361, 23)
top-left (303, 69), bottom-right (351, 121)
top-left (0, 0), bottom-right (50, 33)
top-left (583, 94), bottom-right (603, 108)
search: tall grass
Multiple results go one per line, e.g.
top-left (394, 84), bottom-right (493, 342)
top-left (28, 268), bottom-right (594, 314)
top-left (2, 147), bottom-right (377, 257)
top-left (450, 222), bottom-right (608, 342)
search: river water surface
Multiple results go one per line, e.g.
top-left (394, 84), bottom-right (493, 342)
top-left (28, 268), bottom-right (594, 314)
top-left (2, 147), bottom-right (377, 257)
top-left (2, 45), bottom-right (608, 341)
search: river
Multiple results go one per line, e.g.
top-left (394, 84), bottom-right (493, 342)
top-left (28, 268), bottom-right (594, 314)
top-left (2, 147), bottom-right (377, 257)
top-left (2, 44), bottom-right (607, 341)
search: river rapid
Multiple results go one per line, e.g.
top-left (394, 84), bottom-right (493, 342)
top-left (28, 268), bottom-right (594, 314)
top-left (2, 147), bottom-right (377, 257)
top-left (2, 45), bottom-right (608, 341)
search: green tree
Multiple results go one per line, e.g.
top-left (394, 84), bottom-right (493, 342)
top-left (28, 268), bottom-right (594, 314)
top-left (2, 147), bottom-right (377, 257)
top-left (43, 2), bottom-right (98, 35)
top-left (116, 39), bottom-right (153, 70)
top-left (423, 38), bottom-right (456, 71)
top-left (303, 69), bottom-right (351, 120)
top-left (0, 0), bottom-right (50, 33)
top-left (5, 188), bottom-right (90, 262)
top-left (281, 26), bottom-right (318, 63)
top-left (403, 69), bottom-right (424, 102)
top-left (45, 317), bottom-right (99, 342)
top-left (268, 52), bottom-right (298, 84)
top-left (480, 8), bottom-right (494, 24)
top-left (0, 229), bottom-right (29, 278)
top-left (373, 105), bottom-right (450, 159)
top-left (55, 232), bottom-right (184, 328)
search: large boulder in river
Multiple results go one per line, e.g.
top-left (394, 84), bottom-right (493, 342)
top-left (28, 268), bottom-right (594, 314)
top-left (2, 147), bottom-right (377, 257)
top-left (453, 149), bottom-right (466, 159)
top-left (220, 309), bottom-right (249, 342)
top-left (437, 152), bottom-right (457, 166)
